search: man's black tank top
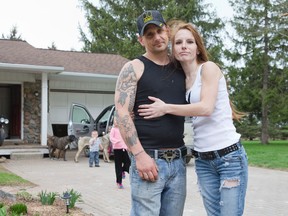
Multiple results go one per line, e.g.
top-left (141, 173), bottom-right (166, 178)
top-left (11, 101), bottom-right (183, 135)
top-left (133, 56), bottom-right (186, 149)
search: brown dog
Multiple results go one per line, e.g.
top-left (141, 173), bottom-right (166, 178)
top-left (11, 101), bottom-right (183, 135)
top-left (47, 135), bottom-right (76, 161)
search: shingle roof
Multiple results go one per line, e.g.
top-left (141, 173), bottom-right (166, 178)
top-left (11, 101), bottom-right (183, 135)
top-left (0, 39), bottom-right (129, 75)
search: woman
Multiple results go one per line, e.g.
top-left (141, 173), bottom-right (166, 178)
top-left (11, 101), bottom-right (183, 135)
top-left (138, 21), bottom-right (248, 216)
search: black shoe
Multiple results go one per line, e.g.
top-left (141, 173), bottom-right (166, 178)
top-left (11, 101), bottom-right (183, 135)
top-left (95, 164), bottom-right (100, 167)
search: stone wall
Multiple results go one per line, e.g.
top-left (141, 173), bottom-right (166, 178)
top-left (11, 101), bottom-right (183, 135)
top-left (23, 80), bottom-right (41, 143)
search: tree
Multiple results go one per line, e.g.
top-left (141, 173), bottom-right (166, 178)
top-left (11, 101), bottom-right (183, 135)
top-left (1, 25), bottom-right (22, 40)
top-left (79, 0), bottom-right (224, 61)
top-left (48, 42), bottom-right (57, 50)
top-left (226, 0), bottom-right (288, 143)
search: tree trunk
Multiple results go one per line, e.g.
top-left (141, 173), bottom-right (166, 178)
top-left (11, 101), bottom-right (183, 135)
top-left (261, 104), bottom-right (269, 144)
top-left (261, 6), bottom-right (269, 145)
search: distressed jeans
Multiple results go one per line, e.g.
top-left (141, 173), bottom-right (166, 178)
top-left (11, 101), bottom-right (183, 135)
top-left (129, 156), bottom-right (187, 216)
top-left (195, 142), bottom-right (248, 216)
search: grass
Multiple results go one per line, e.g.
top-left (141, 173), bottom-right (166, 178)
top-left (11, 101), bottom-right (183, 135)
top-left (0, 165), bottom-right (34, 186)
top-left (242, 140), bottom-right (288, 171)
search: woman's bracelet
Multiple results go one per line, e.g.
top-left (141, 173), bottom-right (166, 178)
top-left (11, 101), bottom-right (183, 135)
top-left (134, 150), bottom-right (144, 157)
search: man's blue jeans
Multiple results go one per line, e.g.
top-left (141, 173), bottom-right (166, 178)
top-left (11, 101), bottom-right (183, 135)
top-left (129, 156), bottom-right (186, 216)
top-left (195, 143), bottom-right (248, 216)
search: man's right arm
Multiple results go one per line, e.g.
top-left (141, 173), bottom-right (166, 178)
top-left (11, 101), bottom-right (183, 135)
top-left (114, 60), bottom-right (158, 181)
top-left (114, 61), bottom-right (139, 151)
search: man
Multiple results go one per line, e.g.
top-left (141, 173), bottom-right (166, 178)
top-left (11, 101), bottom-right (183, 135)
top-left (114, 10), bottom-right (187, 216)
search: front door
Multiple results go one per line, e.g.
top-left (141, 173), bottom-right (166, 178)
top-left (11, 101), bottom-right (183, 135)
top-left (0, 84), bottom-right (21, 140)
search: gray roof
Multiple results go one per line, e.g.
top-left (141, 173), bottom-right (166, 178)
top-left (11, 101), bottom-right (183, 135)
top-left (0, 39), bottom-right (129, 75)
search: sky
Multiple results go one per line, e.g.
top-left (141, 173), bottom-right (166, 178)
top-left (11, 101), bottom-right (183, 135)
top-left (0, 0), bottom-right (233, 51)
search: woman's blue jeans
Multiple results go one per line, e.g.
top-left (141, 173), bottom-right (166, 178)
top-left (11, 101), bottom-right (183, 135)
top-left (129, 156), bottom-right (187, 216)
top-left (195, 143), bottom-right (248, 216)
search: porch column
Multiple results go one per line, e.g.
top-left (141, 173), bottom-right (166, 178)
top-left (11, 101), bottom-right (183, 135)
top-left (41, 73), bottom-right (48, 146)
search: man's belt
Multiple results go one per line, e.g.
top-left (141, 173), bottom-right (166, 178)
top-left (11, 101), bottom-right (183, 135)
top-left (192, 142), bottom-right (241, 160)
top-left (145, 146), bottom-right (187, 162)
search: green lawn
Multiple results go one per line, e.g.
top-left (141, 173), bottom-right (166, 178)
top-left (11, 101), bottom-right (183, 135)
top-left (242, 140), bottom-right (288, 171)
top-left (0, 165), bottom-right (33, 186)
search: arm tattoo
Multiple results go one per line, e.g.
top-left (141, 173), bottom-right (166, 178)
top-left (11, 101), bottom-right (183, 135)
top-left (115, 64), bottom-right (139, 147)
top-left (116, 64), bottom-right (137, 112)
top-left (115, 111), bottom-right (138, 147)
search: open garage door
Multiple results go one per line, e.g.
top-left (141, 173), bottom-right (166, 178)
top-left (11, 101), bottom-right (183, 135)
top-left (48, 91), bottom-right (114, 136)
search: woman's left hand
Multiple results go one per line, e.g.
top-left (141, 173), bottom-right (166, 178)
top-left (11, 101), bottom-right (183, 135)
top-left (138, 96), bottom-right (167, 119)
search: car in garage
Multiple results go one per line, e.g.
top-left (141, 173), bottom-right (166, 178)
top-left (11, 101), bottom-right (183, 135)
top-left (68, 103), bottom-right (194, 163)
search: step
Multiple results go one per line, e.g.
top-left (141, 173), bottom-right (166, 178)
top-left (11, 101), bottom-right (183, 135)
top-left (10, 151), bottom-right (44, 160)
top-left (0, 146), bottom-right (49, 156)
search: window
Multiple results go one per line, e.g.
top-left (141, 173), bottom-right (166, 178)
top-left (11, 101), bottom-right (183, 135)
top-left (72, 106), bottom-right (90, 124)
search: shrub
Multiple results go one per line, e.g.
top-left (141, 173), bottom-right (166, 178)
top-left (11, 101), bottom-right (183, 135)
top-left (9, 203), bottom-right (27, 215)
top-left (0, 204), bottom-right (7, 216)
top-left (63, 189), bottom-right (82, 208)
top-left (38, 190), bottom-right (58, 205)
top-left (16, 190), bottom-right (34, 202)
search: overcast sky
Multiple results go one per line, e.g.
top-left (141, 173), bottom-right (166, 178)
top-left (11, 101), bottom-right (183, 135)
top-left (0, 0), bottom-right (233, 51)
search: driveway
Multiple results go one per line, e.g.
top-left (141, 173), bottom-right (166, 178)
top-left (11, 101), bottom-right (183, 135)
top-left (2, 150), bottom-right (288, 216)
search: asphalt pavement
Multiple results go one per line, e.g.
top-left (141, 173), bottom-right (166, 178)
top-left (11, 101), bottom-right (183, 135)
top-left (2, 150), bottom-right (288, 216)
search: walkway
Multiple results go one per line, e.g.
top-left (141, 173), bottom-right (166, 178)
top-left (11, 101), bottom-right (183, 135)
top-left (2, 150), bottom-right (288, 215)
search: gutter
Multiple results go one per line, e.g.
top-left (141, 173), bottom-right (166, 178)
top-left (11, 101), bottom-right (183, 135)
top-left (49, 71), bottom-right (118, 81)
top-left (58, 71), bottom-right (118, 79)
top-left (0, 63), bottom-right (64, 73)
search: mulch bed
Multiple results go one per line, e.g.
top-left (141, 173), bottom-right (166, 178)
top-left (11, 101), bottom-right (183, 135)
top-left (1, 193), bottom-right (93, 216)
top-left (0, 184), bottom-right (92, 216)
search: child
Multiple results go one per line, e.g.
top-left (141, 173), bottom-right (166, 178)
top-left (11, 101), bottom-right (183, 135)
top-left (89, 130), bottom-right (103, 167)
top-left (109, 123), bottom-right (130, 189)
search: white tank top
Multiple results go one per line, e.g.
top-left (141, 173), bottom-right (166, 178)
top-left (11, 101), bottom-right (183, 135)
top-left (186, 64), bottom-right (241, 152)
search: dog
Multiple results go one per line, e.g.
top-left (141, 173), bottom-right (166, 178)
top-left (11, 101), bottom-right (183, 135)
top-left (101, 133), bottom-right (111, 163)
top-left (74, 135), bottom-right (111, 163)
top-left (74, 136), bottom-right (91, 163)
top-left (47, 135), bottom-right (76, 161)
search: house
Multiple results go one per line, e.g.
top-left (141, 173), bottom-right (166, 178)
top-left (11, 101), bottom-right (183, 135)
top-left (0, 39), bottom-right (129, 148)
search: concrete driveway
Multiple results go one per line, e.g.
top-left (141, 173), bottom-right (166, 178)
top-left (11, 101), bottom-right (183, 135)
top-left (2, 150), bottom-right (288, 216)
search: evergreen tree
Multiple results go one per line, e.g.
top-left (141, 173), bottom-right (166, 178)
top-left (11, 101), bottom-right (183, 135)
top-left (1, 25), bottom-right (22, 40)
top-left (48, 42), bottom-right (57, 50)
top-left (226, 0), bottom-right (288, 143)
top-left (79, 0), bottom-right (224, 61)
